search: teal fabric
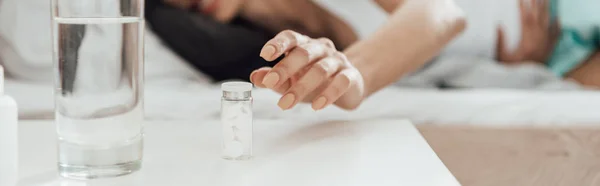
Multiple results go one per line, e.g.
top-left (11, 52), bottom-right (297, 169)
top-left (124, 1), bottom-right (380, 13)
top-left (547, 0), bottom-right (600, 76)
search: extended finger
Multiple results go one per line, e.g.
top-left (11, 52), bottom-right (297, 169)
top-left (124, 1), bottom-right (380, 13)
top-left (262, 41), bottom-right (332, 88)
top-left (530, 0), bottom-right (540, 23)
top-left (534, 0), bottom-right (551, 28)
top-left (250, 67), bottom-right (272, 88)
top-left (311, 68), bottom-right (359, 110)
top-left (260, 30), bottom-right (310, 61)
top-left (271, 79), bottom-right (292, 95)
top-left (273, 65), bottom-right (312, 94)
top-left (547, 19), bottom-right (561, 54)
top-left (250, 67), bottom-right (295, 93)
top-left (519, 0), bottom-right (530, 25)
top-left (277, 56), bottom-right (344, 110)
top-left (540, 0), bottom-right (550, 26)
top-left (496, 26), bottom-right (511, 62)
top-left (251, 70), bottom-right (292, 98)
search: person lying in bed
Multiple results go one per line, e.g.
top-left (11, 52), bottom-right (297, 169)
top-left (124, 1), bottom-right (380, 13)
top-left (247, 0), bottom-right (598, 112)
top-left (496, 0), bottom-right (600, 87)
top-left (151, 0), bottom-right (467, 111)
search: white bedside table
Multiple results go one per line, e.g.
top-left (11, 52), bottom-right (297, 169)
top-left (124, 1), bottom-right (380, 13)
top-left (17, 119), bottom-right (460, 186)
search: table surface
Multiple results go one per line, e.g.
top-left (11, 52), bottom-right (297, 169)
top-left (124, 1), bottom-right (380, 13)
top-left (15, 119), bottom-right (459, 186)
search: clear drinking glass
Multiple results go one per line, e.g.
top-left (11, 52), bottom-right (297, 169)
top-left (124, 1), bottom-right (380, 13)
top-left (51, 0), bottom-right (145, 179)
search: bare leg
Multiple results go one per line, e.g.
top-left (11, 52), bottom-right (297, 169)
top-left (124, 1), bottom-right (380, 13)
top-left (567, 51), bottom-right (600, 88)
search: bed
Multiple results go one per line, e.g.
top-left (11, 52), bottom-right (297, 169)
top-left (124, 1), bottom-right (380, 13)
top-left (7, 78), bottom-right (600, 125)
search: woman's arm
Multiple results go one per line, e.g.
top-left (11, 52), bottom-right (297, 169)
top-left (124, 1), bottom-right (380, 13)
top-left (250, 0), bottom-right (466, 110)
top-left (345, 0), bottom-right (466, 103)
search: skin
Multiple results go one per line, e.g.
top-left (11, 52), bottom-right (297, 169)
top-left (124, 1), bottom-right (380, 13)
top-left (251, 0), bottom-right (466, 110)
top-left (567, 52), bottom-right (600, 88)
top-left (496, 0), bottom-right (560, 64)
top-left (496, 0), bottom-right (600, 88)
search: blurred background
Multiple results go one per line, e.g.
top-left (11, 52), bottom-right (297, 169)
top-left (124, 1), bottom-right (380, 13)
top-left (0, 0), bottom-right (598, 125)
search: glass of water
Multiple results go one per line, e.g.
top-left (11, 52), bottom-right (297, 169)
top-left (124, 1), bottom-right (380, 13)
top-left (51, 0), bottom-right (145, 179)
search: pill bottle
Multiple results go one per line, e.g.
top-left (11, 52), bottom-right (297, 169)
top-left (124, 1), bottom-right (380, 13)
top-left (221, 82), bottom-right (253, 160)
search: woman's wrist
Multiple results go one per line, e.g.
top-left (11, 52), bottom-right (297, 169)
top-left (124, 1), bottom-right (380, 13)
top-left (344, 0), bottom-right (467, 99)
top-left (344, 44), bottom-right (377, 98)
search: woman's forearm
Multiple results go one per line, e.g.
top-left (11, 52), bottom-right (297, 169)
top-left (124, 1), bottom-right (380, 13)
top-left (344, 0), bottom-right (466, 97)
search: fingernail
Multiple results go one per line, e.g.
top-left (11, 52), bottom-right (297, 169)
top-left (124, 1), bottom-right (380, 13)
top-left (312, 97), bottom-right (328, 110)
top-left (249, 71), bottom-right (261, 88)
top-left (262, 72), bottom-right (280, 88)
top-left (249, 71), bottom-right (257, 82)
top-left (260, 45), bottom-right (277, 60)
top-left (278, 94), bottom-right (296, 110)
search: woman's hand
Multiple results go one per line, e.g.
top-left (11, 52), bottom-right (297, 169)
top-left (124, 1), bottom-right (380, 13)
top-left (496, 0), bottom-right (560, 64)
top-left (250, 30), bottom-right (365, 111)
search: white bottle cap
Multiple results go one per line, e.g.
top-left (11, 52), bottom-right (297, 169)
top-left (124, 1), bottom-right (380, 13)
top-left (221, 81), bottom-right (253, 92)
top-left (0, 65), bottom-right (4, 95)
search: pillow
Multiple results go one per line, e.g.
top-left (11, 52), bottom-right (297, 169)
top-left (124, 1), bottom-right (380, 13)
top-left (0, 0), bottom-right (53, 81)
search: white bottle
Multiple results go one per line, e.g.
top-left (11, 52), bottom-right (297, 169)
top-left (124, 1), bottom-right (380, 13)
top-left (221, 82), bottom-right (253, 160)
top-left (0, 65), bottom-right (18, 186)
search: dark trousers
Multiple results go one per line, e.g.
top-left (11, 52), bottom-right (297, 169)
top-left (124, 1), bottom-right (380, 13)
top-left (145, 0), bottom-right (277, 82)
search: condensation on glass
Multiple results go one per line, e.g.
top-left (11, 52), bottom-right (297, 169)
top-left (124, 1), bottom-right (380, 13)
top-left (221, 82), bottom-right (253, 160)
top-left (51, 0), bottom-right (145, 179)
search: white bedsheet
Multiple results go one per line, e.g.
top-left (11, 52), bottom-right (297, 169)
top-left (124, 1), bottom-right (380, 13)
top-left (6, 77), bottom-right (600, 126)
